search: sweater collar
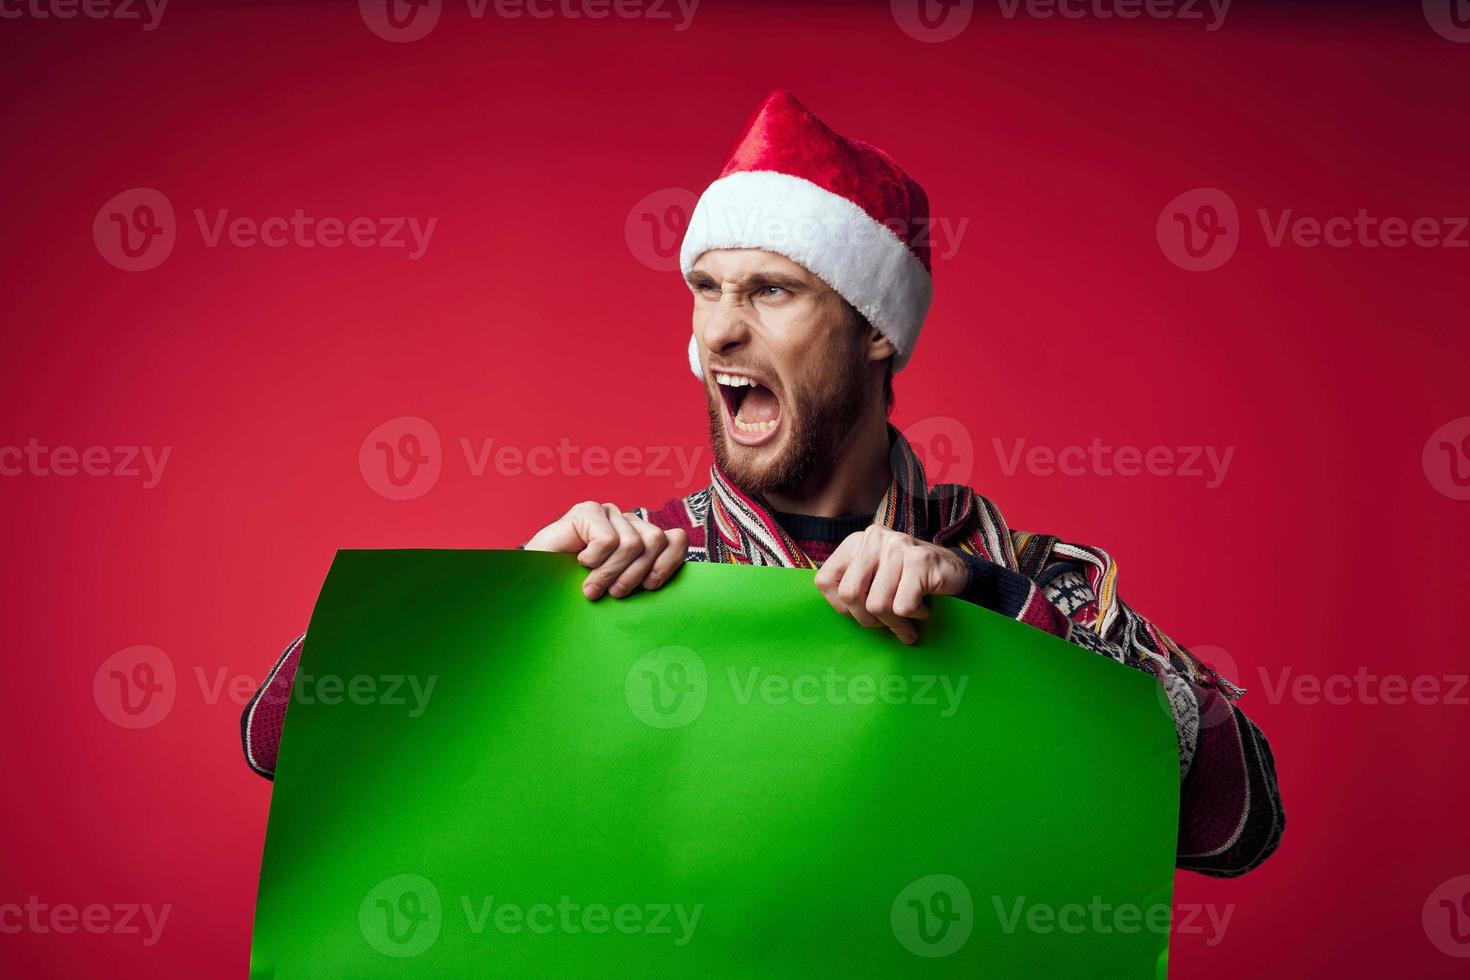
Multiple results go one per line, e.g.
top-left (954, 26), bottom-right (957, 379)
top-left (704, 423), bottom-right (939, 568)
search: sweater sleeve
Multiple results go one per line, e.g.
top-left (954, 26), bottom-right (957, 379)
top-left (239, 633), bottom-right (304, 780)
top-left (946, 549), bottom-right (1285, 878)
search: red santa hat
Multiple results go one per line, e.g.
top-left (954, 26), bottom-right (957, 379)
top-left (681, 90), bottom-right (935, 379)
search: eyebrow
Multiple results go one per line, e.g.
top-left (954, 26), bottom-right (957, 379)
top-left (685, 270), bottom-right (811, 291)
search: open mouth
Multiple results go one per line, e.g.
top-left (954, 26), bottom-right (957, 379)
top-left (714, 371), bottom-right (782, 446)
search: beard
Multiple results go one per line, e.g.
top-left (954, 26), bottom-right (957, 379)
top-left (705, 324), bottom-right (870, 498)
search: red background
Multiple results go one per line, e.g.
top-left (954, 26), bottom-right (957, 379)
top-left (2, 0), bottom-right (1468, 975)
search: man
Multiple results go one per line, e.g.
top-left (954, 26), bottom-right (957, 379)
top-left (243, 90), bottom-right (1283, 878)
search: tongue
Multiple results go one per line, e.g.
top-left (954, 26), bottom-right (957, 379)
top-left (737, 385), bottom-right (780, 423)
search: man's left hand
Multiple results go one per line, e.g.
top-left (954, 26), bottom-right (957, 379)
top-left (813, 525), bottom-right (969, 645)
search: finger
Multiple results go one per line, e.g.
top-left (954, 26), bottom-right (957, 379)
top-left (836, 535), bottom-right (884, 628)
top-left (813, 532), bottom-right (859, 593)
top-left (892, 555), bottom-right (931, 622)
top-left (609, 515), bottom-right (666, 597)
top-left (865, 539), bottom-right (904, 617)
top-left (814, 539), bottom-right (857, 610)
top-left (642, 527), bottom-right (688, 590)
top-left (570, 502), bottom-right (620, 567)
top-left (581, 506), bottom-right (644, 598)
top-left (522, 518), bottom-right (583, 553)
top-left (525, 500), bottom-right (599, 553)
top-left (865, 542), bottom-right (918, 644)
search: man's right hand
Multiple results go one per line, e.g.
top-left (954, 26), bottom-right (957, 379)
top-left (522, 501), bottom-right (689, 600)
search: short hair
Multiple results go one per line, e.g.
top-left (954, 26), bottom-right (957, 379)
top-left (883, 357), bottom-right (895, 415)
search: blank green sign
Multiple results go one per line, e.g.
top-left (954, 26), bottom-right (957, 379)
top-left (250, 549), bottom-right (1179, 977)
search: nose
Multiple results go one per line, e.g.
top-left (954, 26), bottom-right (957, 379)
top-left (695, 288), bottom-right (753, 367)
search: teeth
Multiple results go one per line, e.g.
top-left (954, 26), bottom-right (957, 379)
top-left (714, 372), bottom-right (776, 435)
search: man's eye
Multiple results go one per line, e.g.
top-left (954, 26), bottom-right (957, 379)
top-left (759, 285), bottom-right (785, 297)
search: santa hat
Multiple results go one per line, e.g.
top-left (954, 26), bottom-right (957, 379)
top-left (681, 90), bottom-right (934, 379)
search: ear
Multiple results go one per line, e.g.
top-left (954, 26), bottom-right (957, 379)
top-left (866, 325), bottom-right (897, 364)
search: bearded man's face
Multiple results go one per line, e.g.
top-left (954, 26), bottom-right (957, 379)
top-left (687, 248), bottom-right (879, 496)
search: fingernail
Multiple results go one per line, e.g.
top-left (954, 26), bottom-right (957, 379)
top-left (609, 585), bottom-right (626, 598)
top-left (583, 583), bottom-right (599, 599)
top-left (645, 572), bottom-right (661, 587)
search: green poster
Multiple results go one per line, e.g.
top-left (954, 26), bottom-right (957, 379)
top-left (250, 549), bottom-right (1179, 977)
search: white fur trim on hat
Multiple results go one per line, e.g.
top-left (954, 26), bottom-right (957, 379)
top-left (680, 170), bottom-right (933, 380)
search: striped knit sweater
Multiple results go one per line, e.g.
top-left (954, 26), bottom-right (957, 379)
top-left (241, 425), bottom-right (1283, 878)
